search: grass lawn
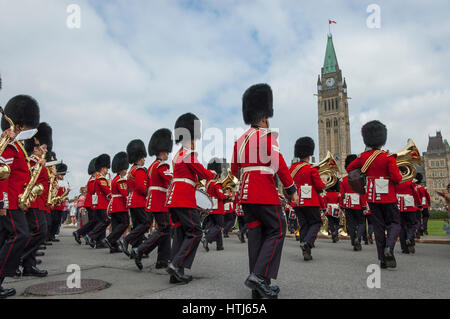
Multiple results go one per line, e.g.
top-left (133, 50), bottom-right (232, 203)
top-left (427, 220), bottom-right (450, 236)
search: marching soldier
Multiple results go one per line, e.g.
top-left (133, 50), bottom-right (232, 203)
top-left (20, 122), bottom-right (53, 277)
top-left (235, 193), bottom-right (247, 243)
top-left (415, 173), bottom-right (431, 235)
top-left (324, 181), bottom-right (341, 243)
top-left (346, 120), bottom-right (403, 269)
top-left (119, 140), bottom-right (149, 256)
top-left (0, 95), bottom-right (40, 298)
top-left (43, 151), bottom-right (56, 244)
top-left (201, 158), bottom-right (228, 252)
top-left (290, 137), bottom-right (325, 261)
top-left (48, 163), bottom-right (69, 242)
top-left (222, 187), bottom-right (235, 238)
top-left (166, 113), bottom-right (215, 284)
top-left (86, 154), bottom-right (111, 248)
top-left (396, 168), bottom-right (421, 254)
top-left (340, 154), bottom-right (368, 251)
top-left (73, 158), bottom-right (97, 245)
top-left (131, 129), bottom-right (173, 271)
top-left (103, 152), bottom-right (129, 253)
top-left (231, 84), bottom-right (299, 299)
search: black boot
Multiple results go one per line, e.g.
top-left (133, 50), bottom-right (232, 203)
top-left (155, 261), bottom-right (168, 269)
top-left (73, 231), bottom-right (81, 245)
top-left (300, 242), bottom-right (312, 261)
top-left (244, 273), bottom-right (278, 299)
top-left (201, 237), bottom-right (209, 252)
top-left (118, 239), bottom-right (130, 257)
top-left (0, 275), bottom-right (16, 299)
top-left (131, 248), bottom-right (143, 271)
top-left (384, 247), bottom-right (396, 268)
top-left (36, 251), bottom-right (45, 257)
top-left (166, 263), bottom-right (191, 283)
top-left (22, 266), bottom-right (48, 278)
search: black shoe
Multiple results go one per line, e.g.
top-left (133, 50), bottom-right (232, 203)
top-left (109, 245), bottom-right (122, 254)
top-left (6, 269), bottom-right (22, 278)
top-left (201, 237), bottom-right (209, 252)
top-left (401, 250), bottom-right (410, 254)
top-left (50, 238), bottom-right (60, 242)
top-left (35, 251), bottom-right (45, 257)
top-left (252, 284), bottom-right (280, 299)
top-left (38, 245), bottom-right (46, 250)
top-left (0, 286), bottom-right (16, 299)
top-left (155, 261), bottom-right (168, 269)
top-left (73, 231), bottom-right (81, 245)
top-left (118, 239), bottom-right (130, 258)
top-left (354, 240), bottom-right (362, 251)
top-left (384, 248), bottom-right (396, 268)
top-left (217, 247), bottom-right (224, 251)
top-left (380, 261), bottom-right (387, 269)
top-left (166, 263), bottom-right (190, 284)
top-left (131, 249), bottom-right (143, 271)
top-left (44, 241), bottom-right (53, 246)
top-left (300, 242), bottom-right (312, 261)
top-left (244, 273), bottom-right (278, 299)
top-left (238, 231), bottom-right (246, 243)
top-left (85, 235), bottom-right (95, 248)
top-left (22, 266), bottom-right (48, 278)
top-left (103, 238), bottom-right (113, 250)
top-left (36, 259), bottom-right (42, 265)
top-left (406, 239), bottom-right (415, 254)
top-left (95, 241), bottom-right (108, 249)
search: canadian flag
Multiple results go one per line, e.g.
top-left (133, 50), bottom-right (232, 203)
top-left (329, 20), bottom-right (337, 24)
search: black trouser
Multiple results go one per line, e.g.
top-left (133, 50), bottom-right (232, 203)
top-left (77, 208), bottom-right (96, 236)
top-left (326, 215), bottom-right (340, 238)
top-left (169, 207), bottom-right (202, 270)
top-left (205, 214), bottom-right (224, 249)
top-left (242, 204), bottom-right (286, 280)
top-left (0, 210), bottom-right (30, 279)
top-left (88, 209), bottom-right (110, 242)
top-left (421, 209), bottom-right (430, 233)
top-left (137, 212), bottom-right (171, 263)
top-left (49, 210), bottom-right (62, 240)
top-left (22, 209), bottom-right (47, 270)
top-left (125, 207), bottom-right (151, 248)
top-left (415, 211), bottom-right (422, 234)
top-left (346, 209), bottom-right (365, 246)
top-left (237, 216), bottom-right (248, 236)
top-left (223, 213), bottom-right (235, 234)
top-left (368, 202), bottom-right (401, 262)
top-left (45, 213), bottom-right (52, 240)
top-left (294, 206), bottom-right (321, 247)
top-left (400, 212), bottom-right (417, 251)
top-left (107, 212), bottom-right (129, 244)
top-left (362, 215), bottom-right (374, 242)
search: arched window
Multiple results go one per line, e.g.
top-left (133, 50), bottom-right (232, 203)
top-left (335, 98), bottom-right (338, 110)
top-left (331, 99), bottom-right (334, 110)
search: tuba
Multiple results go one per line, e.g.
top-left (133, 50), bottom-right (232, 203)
top-left (316, 151), bottom-right (340, 189)
top-left (0, 107), bottom-right (15, 180)
top-left (18, 147), bottom-right (46, 211)
top-left (220, 169), bottom-right (239, 196)
top-left (396, 139), bottom-right (421, 183)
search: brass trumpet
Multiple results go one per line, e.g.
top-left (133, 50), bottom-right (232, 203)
top-left (396, 139), bottom-right (421, 183)
top-left (0, 107), bottom-right (15, 180)
top-left (316, 151), bottom-right (340, 189)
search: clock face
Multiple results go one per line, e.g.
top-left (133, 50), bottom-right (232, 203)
top-left (326, 77), bottom-right (335, 87)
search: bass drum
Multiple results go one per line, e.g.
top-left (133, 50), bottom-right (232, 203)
top-left (195, 189), bottom-right (213, 210)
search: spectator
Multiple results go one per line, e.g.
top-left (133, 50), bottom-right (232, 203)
top-left (436, 184), bottom-right (450, 221)
top-left (70, 200), bottom-right (78, 226)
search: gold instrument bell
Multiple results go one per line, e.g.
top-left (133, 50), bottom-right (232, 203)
top-left (220, 169), bottom-right (239, 194)
top-left (316, 151), bottom-right (340, 189)
top-left (0, 107), bottom-right (15, 181)
top-left (396, 139), bottom-right (422, 183)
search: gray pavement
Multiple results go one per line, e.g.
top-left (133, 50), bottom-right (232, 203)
top-left (5, 227), bottom-right (450, 299)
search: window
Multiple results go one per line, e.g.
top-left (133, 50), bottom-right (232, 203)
top-left (335, 98), bottom-right (338, 110)
top-left (441, 160), bottom-right (445, 166)
top-left (430, 161), bottom-right (435, 167)
top-left (334, 118), bottom-right (338, 127)
top-left (440, 172), bottom-right (444, 177)
top-left (326, 119), bottom-right (330, 128)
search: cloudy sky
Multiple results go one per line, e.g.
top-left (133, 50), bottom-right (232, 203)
top-left (1, 0), bottom-right (449, 194)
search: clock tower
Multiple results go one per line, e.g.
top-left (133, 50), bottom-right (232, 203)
top-left (317, 34), bottom-right (351, 174)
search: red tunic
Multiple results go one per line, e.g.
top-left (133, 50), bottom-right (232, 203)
top-left (28, 155), bottom-right (50, 212)
top-left (231, 128), bottom-right (295, 205)
top-left (234, 195), bottom-right (244, 217)
top-left (418, 186), bottom-right (431, 209)
top-left (54, 186), bottom-right (66, 211)
top-left (109, 175), bottom-right (128, 213)
top-left (127, 165), bottom-right (147, 208)
top-left (339, 176), bottom-right (367, 210)
top-left (346, 150), bottom-right (402, 203)
top-left (318, 193), bottom-right (326, 210)
top-left (0, 142), bottom-right (31, 210)
top-left (224, 199), bottom-right (235, 214)
top-left (324, 191), bottom-right (340, 216)
top-left (145, 160), bottom-right (172, 213)
top-left (83, 175), bottom-right (96, 208)
top-left (395, 181), bottom-right (421, 212)
top-left (290, 162), bottom-right (325, 207)
top-left (205, 180), bottom-right (228, 215)
top-left (93, 175), bottom-right (111, 210)
top-left (167, 147), bottom-right (215, 209)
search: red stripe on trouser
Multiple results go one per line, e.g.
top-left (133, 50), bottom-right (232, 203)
top-left (247, 220), bottom-right (261, 229)
top-left (0, 212), bottom-right (18, 277)
top-left (265, 208), bottom-right (283, 278)
top-left (179, 209), bottom-right (195, 267)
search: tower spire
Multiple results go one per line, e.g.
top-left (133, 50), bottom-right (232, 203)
top-left (323, 34), bottom-right (339, 75)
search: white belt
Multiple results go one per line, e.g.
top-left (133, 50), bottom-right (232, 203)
top-left (172, 178), bottom-right (196, 187)
top-left (149, 186), bottom-right (168, 192)
top-left (111, 194), bottom-right (122, 198)
top-left (241, 166), bottom-right (275, 175)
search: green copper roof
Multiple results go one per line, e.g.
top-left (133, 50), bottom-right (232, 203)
top-left (323, 35), bottom-right (338, 74)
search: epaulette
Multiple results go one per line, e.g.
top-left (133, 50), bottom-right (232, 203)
top-left (260, 128), bottom-right (279, 139)
top-left (97, 175), bottom-right (107, 181)
top-left (134, 165), bottom-right (147, 173)
top-left (117, 177), bottom-right (127, 183)
top-left (158, 161), bottom-right (170, 169)
top-left (9, 142), bottom-right (19, 152)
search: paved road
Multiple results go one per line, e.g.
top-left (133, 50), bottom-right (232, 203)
top-left (5, 228), bottom-right (450, 299)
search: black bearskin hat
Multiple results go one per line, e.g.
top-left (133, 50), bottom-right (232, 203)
top-left (56, 163), bottom-right (68, 175)
top-left (1, 95), bottom-right (40, 131)
top-left (361, 120), bottom-right (387, 148)
top-left (327, 180), bottom-right (340, 192)
top-left (127, 139), bottom-right (147, 164)
top-left (112, 152), bottom-right (129, 174)
top-left (95, 154), bottom-right (111, 171)
top-left (149, 128), bottom-right (173, 156)
top-left (46, 151), bottom-right (56, 162)
top-left (415, 172), bottom-right (423, 184)
top-left (242, 83), bottom-right (273, 125)
top-left (207, 158), bottom-right (224, 177)
top-left (174, 113), bottom-right (201, 144)
top-left (294, 137), bottom-right (315, 158)
top-left (24, 122), bottom-right (53, 155)
top-left (88, 157), bottom-right (96, 175)
top-left (345, 154), bottom-right (358, 169)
